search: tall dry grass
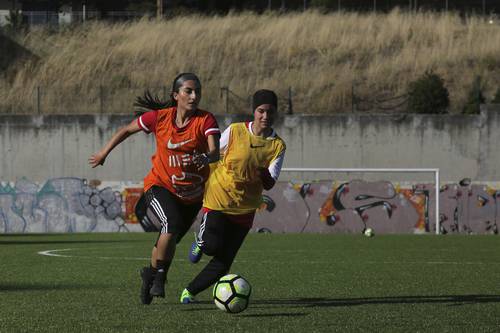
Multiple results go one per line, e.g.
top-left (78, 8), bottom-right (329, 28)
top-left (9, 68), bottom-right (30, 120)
top-left (1, 9), bottom-right (500, 114)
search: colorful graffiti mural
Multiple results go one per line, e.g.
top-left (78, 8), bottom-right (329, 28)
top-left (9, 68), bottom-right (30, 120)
top-left (318, 181), bottom-right (428, 234)
top-left (0, 178), bottom-right (143, 233)
top-left (1, 177), bottom-right (499, 234)
top-left (253, 179), bottom-right (499, 235)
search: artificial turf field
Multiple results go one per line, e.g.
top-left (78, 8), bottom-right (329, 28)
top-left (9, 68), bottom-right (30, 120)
top-left (1, 233), bottom-right (499, 332)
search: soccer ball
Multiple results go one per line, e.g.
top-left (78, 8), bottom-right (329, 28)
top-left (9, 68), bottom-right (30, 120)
top-left (364, 228), bottom-right (374, 237)
top-left (213, 274), bottom-right (251, 313)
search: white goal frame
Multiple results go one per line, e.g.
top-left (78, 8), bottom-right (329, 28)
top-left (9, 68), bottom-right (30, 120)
top-left (281, 168), bottom-right (440, 235)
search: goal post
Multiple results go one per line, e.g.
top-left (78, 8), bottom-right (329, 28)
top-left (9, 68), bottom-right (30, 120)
top-left (281, 168), bottom-right (440, 234)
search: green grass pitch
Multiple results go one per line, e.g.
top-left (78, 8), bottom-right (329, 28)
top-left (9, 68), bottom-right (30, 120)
top-left (1, 233), bottom-right (500, 332)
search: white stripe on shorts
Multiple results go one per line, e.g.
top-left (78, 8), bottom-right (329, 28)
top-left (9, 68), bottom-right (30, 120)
top-left (196, 212), bottom-right (208, 246)
top-left (151, 197), bottom-right (168, 233)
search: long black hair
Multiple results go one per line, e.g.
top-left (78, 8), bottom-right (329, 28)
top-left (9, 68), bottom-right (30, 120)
top-left (134, 72), bottom-right (201, 115)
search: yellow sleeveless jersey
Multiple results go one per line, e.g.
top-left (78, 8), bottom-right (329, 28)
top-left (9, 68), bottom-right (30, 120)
top-left (203, 122), bottom-right (286, 214)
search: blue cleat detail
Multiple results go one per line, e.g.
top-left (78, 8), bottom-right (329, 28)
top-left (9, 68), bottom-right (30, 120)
top-left (188, 241), bottom-right (202, 263)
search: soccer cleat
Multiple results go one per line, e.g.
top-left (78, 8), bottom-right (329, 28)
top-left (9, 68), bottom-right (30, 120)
top-left (149, 270), bottom-right (166, 298)
top-left (140, 266), bottom-right (154, 305)
top-left (188, 241), bottom-right (203, 263)
top-left (180, 288), bottom-right (196, 304)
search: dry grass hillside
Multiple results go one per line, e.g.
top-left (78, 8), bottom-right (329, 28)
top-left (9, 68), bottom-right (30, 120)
top-left (1, 9), bottom-right (500, 114)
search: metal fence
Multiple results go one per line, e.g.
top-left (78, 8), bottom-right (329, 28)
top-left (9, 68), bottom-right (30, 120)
top-left (0, 83), bottom-right (409, 115)
top-left (19, 11), bottom-right (151, 26)
top-left (2, 1), bottom-right (500, 28)
top-left (312, 0), bottom-right (500, 15)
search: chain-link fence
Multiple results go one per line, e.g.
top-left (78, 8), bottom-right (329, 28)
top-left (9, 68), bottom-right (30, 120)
top-left (0, 82), bottom-right (411, 115)
top-left (308, 0), bottom-right (498, 15)
top-left (351, 83), bottom-right (408, 113)
top-left (14, 11), bottom-right (150, 27)
top-left (0, 85), bottom-right (165, 114)
top-left (2, 1), bottom-right (499, 28)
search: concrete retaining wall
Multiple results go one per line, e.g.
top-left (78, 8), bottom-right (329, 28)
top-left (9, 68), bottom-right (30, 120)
top-left (1, 105), bottom-right (500, 234)
top-left (1, 106), bottom-right (500, 182)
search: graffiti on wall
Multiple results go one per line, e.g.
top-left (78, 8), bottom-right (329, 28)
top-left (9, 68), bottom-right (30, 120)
top-left (1, 177), bottom-right (499, 234)
top-left (318, 180), bottom-right (428, 234)
top-left (253, 179), bottom-right (499, 235)
top-left (438, 180), bottom-right (499, 235)
top-left (0, 178), bottom-right (142, 233)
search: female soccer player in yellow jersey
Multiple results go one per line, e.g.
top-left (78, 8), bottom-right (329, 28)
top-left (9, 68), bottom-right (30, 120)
top-left (180, 89), bottom-right (286, 303)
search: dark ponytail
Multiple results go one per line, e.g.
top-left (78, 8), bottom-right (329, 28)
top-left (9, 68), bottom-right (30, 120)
top-left (134, 90), bottom-right (170, 116)
top-left (133, 73), bottom-right (202, 116)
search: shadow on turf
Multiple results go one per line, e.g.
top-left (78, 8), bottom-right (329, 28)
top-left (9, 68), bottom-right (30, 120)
top-left (179, 303), bottom-right (308, 318)
top-left (0, 239), bottom-right (145, 245)
top-left (250, 295), bottom-right (500, 307)
top-left (239, 312), bottom-right (308, 318)
top-left (0, 282), bottom-right (104, 292)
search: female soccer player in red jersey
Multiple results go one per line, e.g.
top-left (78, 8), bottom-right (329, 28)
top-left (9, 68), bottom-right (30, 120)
top-left (179, 89), bottom-right (286, 303)
top-left (89, 73), bottom-right (220, 304)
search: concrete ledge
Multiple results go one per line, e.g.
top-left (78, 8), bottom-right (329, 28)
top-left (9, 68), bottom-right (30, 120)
top-left (1, 105), bottom-right (499, 182)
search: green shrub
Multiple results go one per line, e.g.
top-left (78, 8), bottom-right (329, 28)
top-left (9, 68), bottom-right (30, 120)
top-left (462, 76), bottom-right (486, 114)
top-left (310, 0), bottom-right (337, 9)
top-left (492, 88), bottom-right (500, 104)
top-left (407, 71), bottom-right (449, 114)
top-left (6, 10), bottom-right (24, 32)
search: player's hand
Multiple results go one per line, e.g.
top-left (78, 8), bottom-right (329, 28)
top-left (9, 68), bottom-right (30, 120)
top-left (88, 151), bottom-right (107, 168)
top-left (257, 167), bottom-right (276, 190)
top-left (192, 150), bottom-right (209, 170)
top-left (257, 167), bottom-right (271, 177)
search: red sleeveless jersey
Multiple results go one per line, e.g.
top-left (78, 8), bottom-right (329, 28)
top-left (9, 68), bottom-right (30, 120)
top-left (137, 107), bottom-right (220, 203)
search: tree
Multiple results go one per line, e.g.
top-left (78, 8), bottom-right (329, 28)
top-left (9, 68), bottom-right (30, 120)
top-left (462, 76), bottom-right (486, 114)
top-left (310, 0), bottom-right (335, 9)
top-left (492, 88), bottom-right (500, 104)
top-left (407, 71), bottom-right (449, 114)
top-left (5, 10), bottom-right (25, 33)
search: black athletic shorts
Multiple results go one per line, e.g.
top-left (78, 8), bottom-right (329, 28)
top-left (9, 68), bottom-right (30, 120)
top-left (143, 186), bottom-right (202, 240)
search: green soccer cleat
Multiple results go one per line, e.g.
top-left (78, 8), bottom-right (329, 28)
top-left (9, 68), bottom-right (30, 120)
top-left (180, 288), bottom-right (196, 304)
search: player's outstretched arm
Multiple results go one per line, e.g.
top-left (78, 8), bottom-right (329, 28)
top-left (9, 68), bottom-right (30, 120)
top-left (88, 120), bottom-right (142, 168)
top-left (205, 134), bottom-right (220, 164)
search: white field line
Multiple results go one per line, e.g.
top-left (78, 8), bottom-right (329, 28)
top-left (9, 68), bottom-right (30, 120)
top-left (37, 248), bottom-right (500, 265)
top-left (38, 248), bottom-right (150, 261)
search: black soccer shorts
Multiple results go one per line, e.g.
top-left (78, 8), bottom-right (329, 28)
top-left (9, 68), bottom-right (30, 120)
top-left (144, 186), bottom-right (201, 240)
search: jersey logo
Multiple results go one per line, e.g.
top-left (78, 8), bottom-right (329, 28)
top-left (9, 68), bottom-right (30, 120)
top-left (167, 138), bottom-right (193, 149)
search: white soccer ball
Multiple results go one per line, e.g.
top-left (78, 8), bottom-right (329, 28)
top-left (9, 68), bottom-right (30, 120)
top-left (364, 228), bottom-right (374, 237)
top-left (213, 274), bottom-right (251, 313)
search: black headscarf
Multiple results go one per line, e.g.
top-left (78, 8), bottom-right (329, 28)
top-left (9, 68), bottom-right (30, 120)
top-left (252, 89), bottom-right (277, 111)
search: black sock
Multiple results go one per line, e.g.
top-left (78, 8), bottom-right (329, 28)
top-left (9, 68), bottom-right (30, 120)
top-left (156, 260), bottom-right (171, 273)
top-left (150, 264), bottom-right (158, 274)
